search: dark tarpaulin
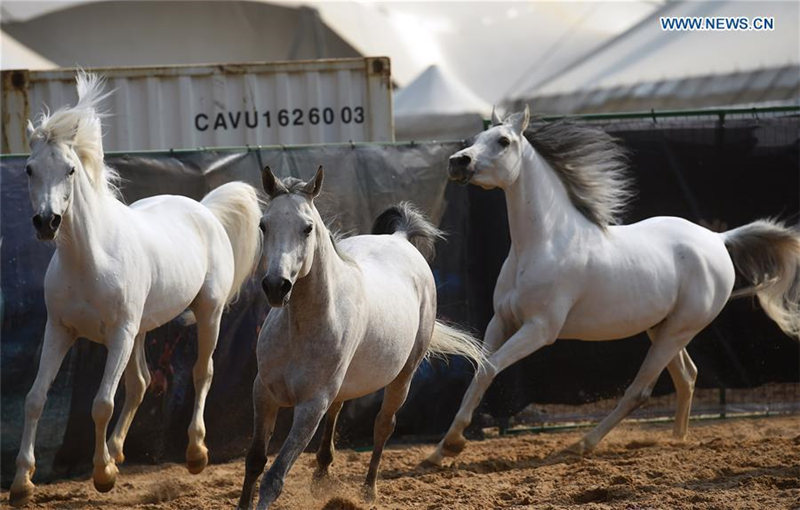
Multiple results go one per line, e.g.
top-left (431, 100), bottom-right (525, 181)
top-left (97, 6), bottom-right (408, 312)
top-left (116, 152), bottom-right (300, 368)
top-left (0, 142), bottom-right (475, 486)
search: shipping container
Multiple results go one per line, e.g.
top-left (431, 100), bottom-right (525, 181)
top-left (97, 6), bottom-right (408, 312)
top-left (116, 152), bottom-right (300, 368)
top-left (2, 57), bottom-right (394, 153)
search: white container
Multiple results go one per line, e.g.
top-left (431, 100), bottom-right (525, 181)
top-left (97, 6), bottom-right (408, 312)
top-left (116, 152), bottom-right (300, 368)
top-left (2, 57), bottom-right (394, 153)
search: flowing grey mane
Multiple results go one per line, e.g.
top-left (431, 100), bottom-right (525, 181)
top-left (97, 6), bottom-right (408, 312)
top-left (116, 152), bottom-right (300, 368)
top-left (525, 121), bottom-right (633, 229)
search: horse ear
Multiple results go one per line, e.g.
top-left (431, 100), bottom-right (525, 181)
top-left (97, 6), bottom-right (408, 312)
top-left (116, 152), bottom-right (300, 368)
top-left (262, 166), bottom-right (288, 198)
top-left (66, 121), bottom-right (80, 144)
top-left (26, 120), bottom-right (35, 141)
top-left (491, 105), bottom-right (502, 126)
top-left (507, 105), bottom-right (530, 134)
top-left (303, 165), bottom-right (324, 198)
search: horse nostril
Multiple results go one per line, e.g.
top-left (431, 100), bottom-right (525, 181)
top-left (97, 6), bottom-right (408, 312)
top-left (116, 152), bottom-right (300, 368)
top-left (261, 277), bottom-right (270, 295)
top-left (32, 214), bottom-right (43, 229)
top-left (280, 279), bottom-right (292, 295)
top-left (452, 154), bottom-right (471, 166)
top-left (50, 214), bottom-right (62, 230)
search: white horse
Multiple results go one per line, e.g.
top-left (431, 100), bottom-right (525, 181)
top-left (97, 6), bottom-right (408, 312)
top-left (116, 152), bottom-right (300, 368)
top-left (237, 166), bottom-right (486, 509)
top-left (10, 72), bottom-right (263, 507)
top-left (426, 106), bottom-right (800, 466)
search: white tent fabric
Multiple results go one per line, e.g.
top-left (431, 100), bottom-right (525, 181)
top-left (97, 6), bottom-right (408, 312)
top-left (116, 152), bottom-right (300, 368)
top-left (0, 30), bottom-right (57, 70)
top-left (508, 0), bottom-right (799, 105)
top-left (1, 1), bottom-right (663, 103)
top-left (395, 65), bottom-right (490, 116)
top-left (0, 1), bottom-right (360, 70)
top-left (394, 65), bottom-right (490, 141)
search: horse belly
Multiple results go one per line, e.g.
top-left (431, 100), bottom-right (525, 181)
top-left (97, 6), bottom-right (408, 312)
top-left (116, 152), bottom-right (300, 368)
top-left (337, 303), bottom-right (420, 401)
top-left (559, 271), bottom-right (677, 341)
top-left (560, 299), bottom-right (673, 340)
top-left (137, 223), bottom-right (213, 330)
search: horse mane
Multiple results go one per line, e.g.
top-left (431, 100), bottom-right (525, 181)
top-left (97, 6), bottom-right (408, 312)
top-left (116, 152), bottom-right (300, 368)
top-left (525, 120), bottom-right (633, 229)
top-left (31, 71), bottom-right (121, 197)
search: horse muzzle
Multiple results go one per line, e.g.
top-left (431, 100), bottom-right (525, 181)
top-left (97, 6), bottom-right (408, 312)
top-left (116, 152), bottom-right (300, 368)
top-left (32, 212), bottom-right (62, 240)
top-left (262, 275), bottom-right (293, 308)
top-left (448, 155), bottom-right (474, 185)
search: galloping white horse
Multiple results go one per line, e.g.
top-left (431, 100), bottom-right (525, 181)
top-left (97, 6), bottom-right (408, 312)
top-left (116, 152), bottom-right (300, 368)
top-left (237, 167), bottom-right (486, 509)
top-left (10, 72), bottom-right (263, 507)
top-left (426, 106), bottom-right (800, 466)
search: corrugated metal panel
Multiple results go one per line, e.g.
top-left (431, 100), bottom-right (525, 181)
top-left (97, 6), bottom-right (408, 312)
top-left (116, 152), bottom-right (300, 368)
top-left (507, 65), bottom-right (800, 115)
top-left (2, 58), bottom-right (394, 153)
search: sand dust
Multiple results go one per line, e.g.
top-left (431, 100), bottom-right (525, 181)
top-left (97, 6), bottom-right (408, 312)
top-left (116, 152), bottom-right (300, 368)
top-left (4, 414), bottom-right (798, 509)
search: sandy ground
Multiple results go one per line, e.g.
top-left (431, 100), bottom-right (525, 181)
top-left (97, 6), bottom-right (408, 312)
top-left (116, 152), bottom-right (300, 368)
top-left (4, 414), bottom-right (799, 509)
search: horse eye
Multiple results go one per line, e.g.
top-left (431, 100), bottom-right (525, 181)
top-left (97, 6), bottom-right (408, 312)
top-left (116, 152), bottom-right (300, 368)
top-left (498, 136), bottom-right (511, 148)
top-left (303, 224), bottom-right (313, 236)
top-left (68, 166), bottom-right (76, 176)
top-left (25, 165), bottom-right (32, 176)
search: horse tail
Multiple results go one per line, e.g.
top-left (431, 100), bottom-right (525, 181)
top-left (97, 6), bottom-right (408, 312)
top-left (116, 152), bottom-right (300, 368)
top-left (371, 202), bottom-right (443, 262)
top-left (428, 321), bottom-right (488, 370)
top-left (202, 182), bottom-right (264, 305)
top-left (723, 219), bottom-right (800, 338)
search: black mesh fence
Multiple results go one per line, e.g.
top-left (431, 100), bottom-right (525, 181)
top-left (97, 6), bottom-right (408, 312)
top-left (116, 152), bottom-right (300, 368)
top-left (1, 108), bottom-right (797, 486)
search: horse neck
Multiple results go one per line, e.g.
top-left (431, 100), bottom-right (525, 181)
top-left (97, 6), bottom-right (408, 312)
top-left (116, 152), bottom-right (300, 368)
top-left (504, 142), bottom-right (590, 254)
top-left (287, 223), bottom-right (352, 328)
top-left (57, 165), bottom-right (119, 267)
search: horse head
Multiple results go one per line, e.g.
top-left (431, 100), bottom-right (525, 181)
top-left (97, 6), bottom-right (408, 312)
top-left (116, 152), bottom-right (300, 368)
top-left (259, 165), bottom-right (324, 307)
top-left (448, 105), bottom-right (530, 190)
top-left (25, 120), bottom-right (83, 240)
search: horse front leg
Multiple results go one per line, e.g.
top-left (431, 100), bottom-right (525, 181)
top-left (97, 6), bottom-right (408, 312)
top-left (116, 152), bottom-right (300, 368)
top-left (313, 400), bottom-right (344, 482)
top-left (186, 306), bottom-right (223, 474)
top-left (91, 325), bottom-right (136, 493)
top-left (238, 377), bottom-right (279, 510)
top-left (107, 333), bottom-right (150, 464)
top-left (256, 398), bottom-right (330, 509)
top-left (425, 317), bottom-right (559, 466)
top-left (9, 321), bottom-right (75, 507)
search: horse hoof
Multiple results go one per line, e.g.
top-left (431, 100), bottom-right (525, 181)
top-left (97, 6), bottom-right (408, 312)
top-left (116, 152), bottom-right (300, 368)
top-left (361, 484), bottom-right (377, 503)
top-left (186, 452), bottom-right (208, 474)
top-left (563, 440), bottom-right (591, 457)
top-left (9, 481), bottom-right (34, 508)
top-left (419, 454), bottom-right (442, 469)
top-left (442, 436), bottom-right (467, 457)
top-left (93, 464), bottom-right (118, 493)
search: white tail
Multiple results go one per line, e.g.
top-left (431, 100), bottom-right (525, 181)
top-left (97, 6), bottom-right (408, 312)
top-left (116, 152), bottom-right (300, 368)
top-left (202, 182), bottom-right (264, 304)
top-left (427, 321), bottom-right (488, 370)
top-left (724, 219), bottom-right (800, 338)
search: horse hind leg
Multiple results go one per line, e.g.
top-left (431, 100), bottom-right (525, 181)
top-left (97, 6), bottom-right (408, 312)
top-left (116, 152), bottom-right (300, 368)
top-left (568, 329), bottom-right (694, 456)
top-left (363, 372), bottom-right (414, 502)
top-left (108, 333), bottom-right (150, 464)
top-left (665, 348), bottom-right (697, 440)
top-left (185, 302), bottom-right (224, 474)
top-left (313, 400), bottom-right (344, 482)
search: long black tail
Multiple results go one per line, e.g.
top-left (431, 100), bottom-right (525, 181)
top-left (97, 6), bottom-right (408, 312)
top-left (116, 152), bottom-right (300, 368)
top-left (371, 202), bottom-right (443, 262)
